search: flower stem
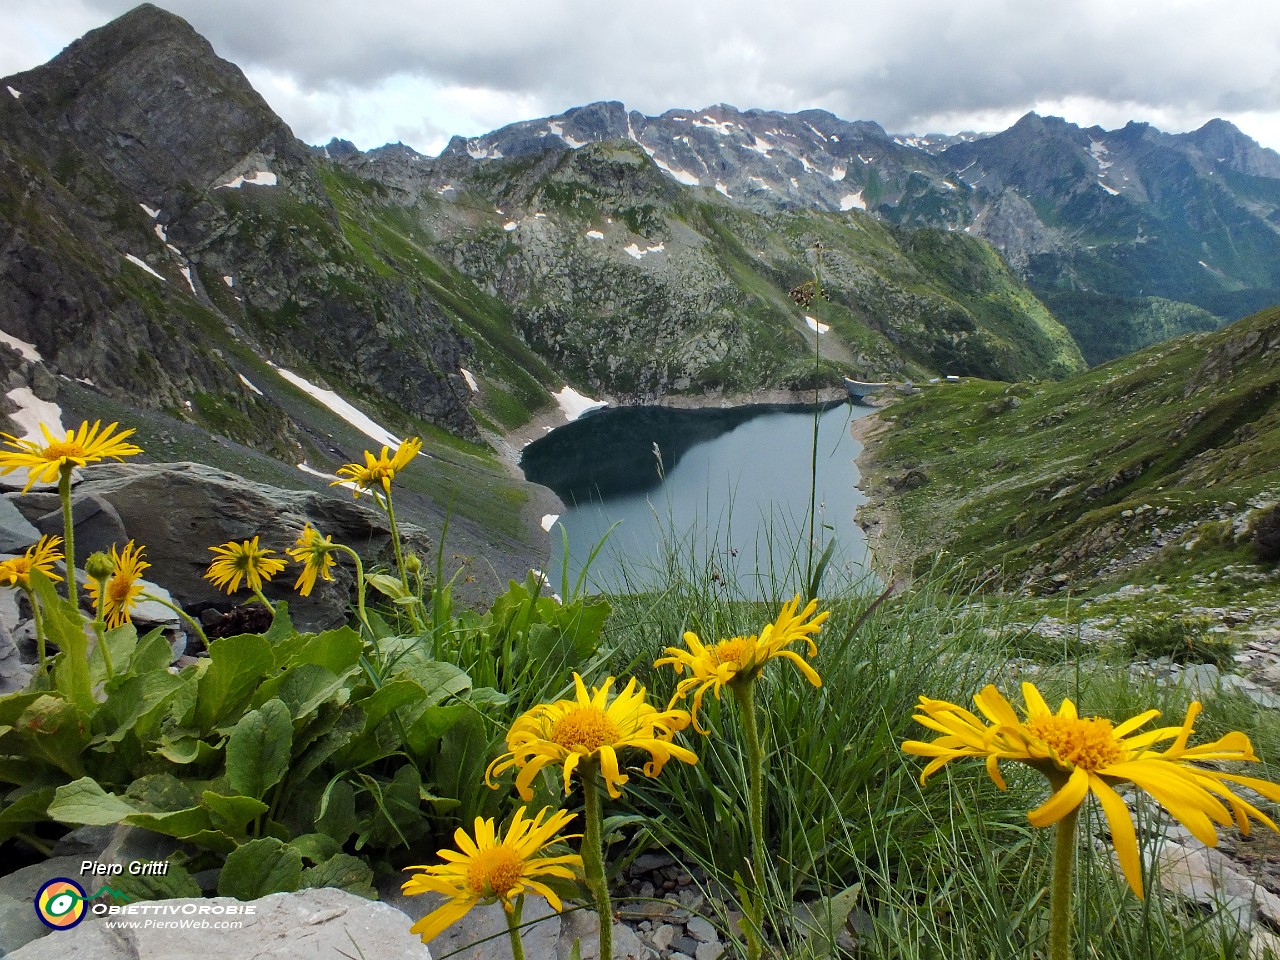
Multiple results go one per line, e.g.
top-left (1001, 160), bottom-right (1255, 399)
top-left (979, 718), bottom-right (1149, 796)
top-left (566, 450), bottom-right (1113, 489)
top-left (1049, 805), bottom-right (1080, 960)
top-left (25, 587), bottom-right (47, 676)
top-left (140, 592), bottom-right (209, 648)
top-left (251, 587), bottom-right (274, 612)
top-left (382, 491), bottom-right (424, 633)
top-left (505, 896), bottom-right (527, 960)
top-left (336, 544), bottom-right (374, 641)
top-left (581, 763), bottom-right (613, 960)
top-left (90, 578), bottom-right (114, 680)
top-left (58, 467), bottom-right (77, 609)
top-left (732, 680), bottom-right (768, 891)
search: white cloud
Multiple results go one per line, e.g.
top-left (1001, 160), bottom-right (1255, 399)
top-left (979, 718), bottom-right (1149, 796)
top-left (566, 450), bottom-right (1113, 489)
top-left (3, 1), bottom-right (1280, 153)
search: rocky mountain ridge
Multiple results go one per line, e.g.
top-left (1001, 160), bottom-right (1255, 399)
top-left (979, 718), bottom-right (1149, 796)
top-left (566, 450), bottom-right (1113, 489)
top-left (441, 101), bottom-right (1280, 362)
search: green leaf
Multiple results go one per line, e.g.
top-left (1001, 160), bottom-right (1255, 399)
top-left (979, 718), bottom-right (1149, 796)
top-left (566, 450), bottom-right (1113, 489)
top-left (226, 699), bottom-right (293, 797)
top-left (117, 862), bottom-right (203, 901)
top-left (315, 779), bottom-right (358, 845)
top-left (218, 837), bottom-right (303, 899)
top-left (288, 832), bottom-right (343, 864)
top-left (0, 786), bottom-right (55, 842)
top-left (263, 602), bottom-right (295, 644)
top-left (31, 572), bottom-right (94, 714)
top-left (403, 702), bottom-right (468, 758)
top-left (390, 658), bottom-right (471, 706)
top-left (49, 777), bottom-right (139, 826)
top-left (252, 664), bottom-right (351, 723)
top-left (366, 572), bottom-right (410, 602)
top-left (201, 792), bottom-right (269, 834)
top-left (284, 627), bottom-right (364, 674)
top-left (95, 669), bottom-right (186, 745)
top-left (301, 854), bottom-right (376, 899)
top-left (13, 694), bottom-right (89, 779)
top-left (193, 634), bottom-right (275, 731)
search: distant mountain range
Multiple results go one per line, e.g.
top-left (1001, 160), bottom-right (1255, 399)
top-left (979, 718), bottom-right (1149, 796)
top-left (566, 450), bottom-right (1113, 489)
top-left (1, 3), bottom-right (1277, 554)
top-left (423, 100), bottom-right (1280, 364)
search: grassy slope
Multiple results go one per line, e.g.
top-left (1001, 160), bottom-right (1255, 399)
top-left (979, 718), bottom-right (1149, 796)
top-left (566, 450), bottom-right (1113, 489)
top-left (862, 305), bottom-right (1280, 610)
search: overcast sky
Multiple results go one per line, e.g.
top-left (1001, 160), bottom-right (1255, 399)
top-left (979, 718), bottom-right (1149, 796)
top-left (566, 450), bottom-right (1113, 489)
top-left (4, 0), bottom-right (1280, 156)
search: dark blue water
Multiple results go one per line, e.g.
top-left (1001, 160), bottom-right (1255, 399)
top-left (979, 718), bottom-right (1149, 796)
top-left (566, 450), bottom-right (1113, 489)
top-left (520, 401), bottom-right (876, 596)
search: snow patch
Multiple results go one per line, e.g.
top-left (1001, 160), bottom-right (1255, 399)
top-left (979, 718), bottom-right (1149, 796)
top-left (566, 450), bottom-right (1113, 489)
top-left (805, 315), bottom-right (830, 334)
top-left (503, 221), bottom-right (519, 232)
top-left (748, 176), bottom-right (771, 191)
top-left (1098, 180), bottom-right (1120, 196)
top-left (829, 164), bottom-right (847, 181)
top-left (715, 181), bottom-right (731, 197)
top-left (0, 331), bottom-right (41, 362)
top-left (238, 374), bottom-right (263, 396)
top-left (223, 275), bottom-right (235, 287)
top-left (217, 170), bottom-right (278, 189)
top-left (548, 120), bottom-right (588, 149)
top-left (124, 254), bottom-right (165, 280)
top-left (1089, 140), bottom-right (1112, 170)
top-left (437, 183), bottom-right (455, 195)
top-left (534, 212), bottom-right (547, 219)
top-left (554, 385), bottom-right (607, 421)
top-left (273, 365), bottom-right (404, 450)
top-left (540, 514), bottom-right (559, 532)
top-left (139, 203), bottom-right (160, 219)
top-left (5, 387), bottom-right (65, 442)
top-left (460, 368), bottom-right (479, 392)
top-left (466, 141), bottom-right (503, 160)
top-left (747, 136), bottom-right (774, 156)
top-left (839, 191), bottom-right (866, 211)
top-left (692, 116), bottom-right (736, 136)
top-left (6, 86), bottom-right (20, 99)
top-left (805, 122), bottom-right (828, 142)
top-left (651, 155), bottom-right (701, 186)
top-left (298, 461), bottom-right (356, 490)
top-left (179, 265), bottom-right (195, 294)
top-left (585, 229), bottom-right (605, 240)
top-left (153, 223), bottom-right (167, 242)
top-left (624, 242), bottom-right (665, 259)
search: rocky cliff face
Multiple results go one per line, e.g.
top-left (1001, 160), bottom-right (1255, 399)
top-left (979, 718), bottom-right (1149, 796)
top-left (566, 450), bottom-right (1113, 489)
top-left (0, 3), bottom-right (478, 450)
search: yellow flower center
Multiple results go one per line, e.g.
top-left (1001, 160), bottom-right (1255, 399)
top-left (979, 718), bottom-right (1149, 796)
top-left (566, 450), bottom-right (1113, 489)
top-left (41, 441), bottom-right (84, 461)
top-left (711, 636), bottom-right (755, 669)
top-left (551, 706), bottom-right (620, 751)
top-left (1026, 714), bottom-right (1125, 771)
top-left (464, 845), bottom-right (524, 898)
top-left (107, 575), bottom-right (132, 605)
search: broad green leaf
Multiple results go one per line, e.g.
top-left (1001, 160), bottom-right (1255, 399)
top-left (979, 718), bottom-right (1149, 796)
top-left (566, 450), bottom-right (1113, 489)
top-left (117, 862), bottom-right (202, 901)
top-left (301, 854), bottom-right (376, 899)
top-left (193, 633), bottom-right (275, 731)
top-left (263, 602), bottom-right (295, 644)
top-left (289, 706), bottom-right (364, 786)
top-left (218, 837), bottom-right (303, 899)
top-left (201, 792), bottom-right (269, 834)
top-left (403, 702), bottom-right (468, 758)
top-left (252, 663), bottom-right (351, 723)
top-left (91, 623), bottom-right (139, 685)
top-left (31, 572), bottom-right (94, 714)
top-left (152, 736), bottom-right (219, 766)
top-left (95, 669), bottom-right (186, 745)
top-left (365, 572), bottom-right (410, 601)
top-left (282, 626), bottom-right (363, 674)
top-left (226, 699), bottom-right (292, 797)
top-left (289, 832), bottom-right (343, 864)
top-left (0, 786), bottom-right (55, 842)
top-left (390, 658), bottom-right (471, 706)
top-left (125, 773), bottom-right (197, 811)
top-left (315, 778), bottom-right (358, 845)
top-left (49, 777), bottom-right (139, 825)
top-left (15, 695), bottom-right (89, 779)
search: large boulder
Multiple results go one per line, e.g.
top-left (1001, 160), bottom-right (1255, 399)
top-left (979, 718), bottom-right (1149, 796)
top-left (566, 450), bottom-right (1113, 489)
top-left (8, 887), bottom-right (432, 960)
top-left (9, 462), bottom-right (433, 631)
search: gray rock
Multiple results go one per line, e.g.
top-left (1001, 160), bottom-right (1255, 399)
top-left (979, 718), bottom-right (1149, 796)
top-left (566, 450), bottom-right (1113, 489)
top-left (24, 461), bottom-right (438, 631)
top-left (383, 885), bottom-right (559, 960)
top-left (0, 497), bottom-right (40, 552)
top-left (8, 887), bottom-right (431, 960)
top-left (694, 941), bottom-right (724, 960)
top-left (34, 494), bottom-right (128, 560)
top-left (651, 923), bottom-right (678, 951)
top-left (0, 856), bottom-right (97, 956)
top-left (0, 620), bottom-right (34, 694)
top-left (685, 917), bottom-right (717, 943)
top-left (556, 910), bottom-right (647, 960)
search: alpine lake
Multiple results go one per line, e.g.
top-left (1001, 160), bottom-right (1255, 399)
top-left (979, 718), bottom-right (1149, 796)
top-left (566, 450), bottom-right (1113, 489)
top-left (519, 399), bottom-right (878, 597)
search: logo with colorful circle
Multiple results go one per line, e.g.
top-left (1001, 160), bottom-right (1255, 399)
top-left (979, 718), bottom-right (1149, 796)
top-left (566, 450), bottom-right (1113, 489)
top-left (34, 877), bottom-right (130, 931)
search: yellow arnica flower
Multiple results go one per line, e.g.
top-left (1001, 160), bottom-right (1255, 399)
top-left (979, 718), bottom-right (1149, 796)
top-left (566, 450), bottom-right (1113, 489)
top-left (401, 805), bottom-right (582, 943)
top-left (487, 673), bottom-right (697, 801)
top-left (85, 541), bottom-right (150, 628)
top-left (285, 524), bottom-right (337, 597)
top-left (902, 682), bottom-right (1280, 898)
top-left (0, 536), bottom-right (64, 588)
top-left (332, 437), bottom-right (422, 498)
top-left (204, 536), bottom-right (287, 595)
top-left (656, 594), bottom-right (828, 732)
top-left (0, 420), bottom-right (142, 492)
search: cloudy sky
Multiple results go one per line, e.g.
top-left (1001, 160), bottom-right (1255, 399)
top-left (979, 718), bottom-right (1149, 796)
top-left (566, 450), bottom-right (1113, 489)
top-left (4, 0), bottom-right (1280, 155)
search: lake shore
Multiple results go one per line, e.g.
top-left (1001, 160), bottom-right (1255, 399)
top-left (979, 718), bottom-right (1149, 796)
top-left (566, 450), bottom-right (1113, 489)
top-left (849, 398), bottom-right (917, 586)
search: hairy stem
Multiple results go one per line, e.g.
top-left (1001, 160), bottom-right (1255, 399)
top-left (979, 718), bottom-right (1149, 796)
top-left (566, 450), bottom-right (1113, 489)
top-left (505, 896), bottom-right (527, 960)
top-left (1050, 805), bottom-right (1080, 960)
top-left (581, 763), bottom-right (613, 960)
top-left (58, 467), bottom-right (77, 609)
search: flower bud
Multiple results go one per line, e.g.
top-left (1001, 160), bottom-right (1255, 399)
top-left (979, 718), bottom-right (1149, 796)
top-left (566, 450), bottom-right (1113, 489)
top-left (85, 551), bottom-right (115, 581)
top-left (404, 553), bottom-right (422, 575)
